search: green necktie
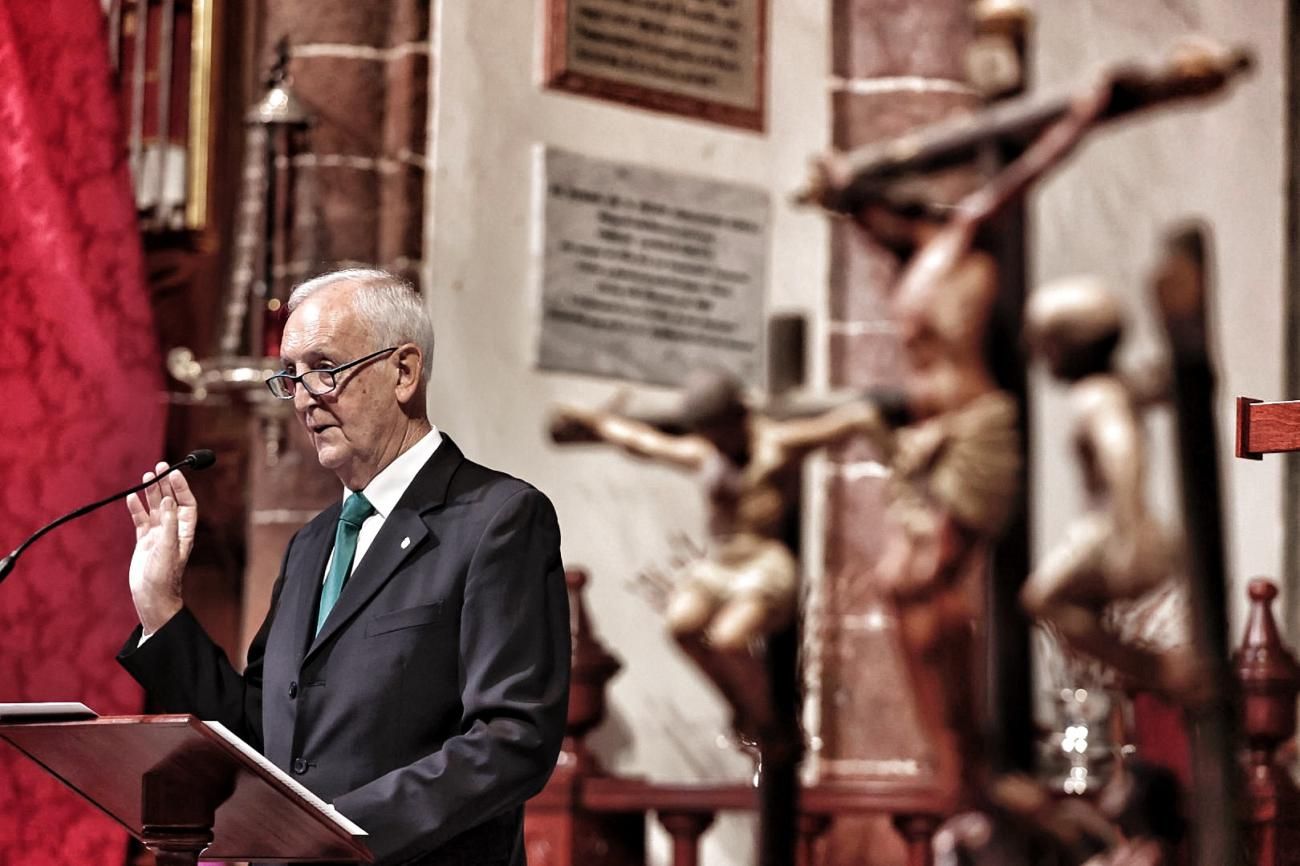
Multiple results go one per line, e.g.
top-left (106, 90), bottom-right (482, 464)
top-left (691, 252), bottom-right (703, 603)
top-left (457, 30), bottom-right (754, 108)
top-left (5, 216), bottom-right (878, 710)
top-left (316, 492), bottom-right (375, 636)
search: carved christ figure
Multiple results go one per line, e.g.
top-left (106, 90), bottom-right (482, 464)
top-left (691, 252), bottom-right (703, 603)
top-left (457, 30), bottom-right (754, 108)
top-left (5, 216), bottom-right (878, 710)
top-left (1021, 276), bottom-right (1193, 697)
top-left (802, 64), bottom-right (1149, 796)
top-left (819, 71), bottom-right (1136, 603)
top-left (803, 39), bottom-right (1250, 602)
top-left (815, 45), bottom-right (1247, 794)
top-left (551, 368), bottom-right (876, 653)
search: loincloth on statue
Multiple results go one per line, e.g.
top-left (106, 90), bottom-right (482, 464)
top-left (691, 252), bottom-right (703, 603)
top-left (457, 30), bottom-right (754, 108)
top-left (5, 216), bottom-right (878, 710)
top-left (886, 389), bottom-right (1022, 537)
top-left (1054, 576), bottom-right (1191, 690)
top-left (678, 535), bottom-right (797, 606)
top-left (1048, 512), bottom-right (1176, 601)
top-left (1040, 514), bottom-right (1188, 689)
top-left (1102, 576), bottom-right (1190, 653)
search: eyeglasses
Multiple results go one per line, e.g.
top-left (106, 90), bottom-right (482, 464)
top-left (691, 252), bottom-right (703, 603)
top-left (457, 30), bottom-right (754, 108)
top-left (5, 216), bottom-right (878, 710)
top-left (265, 347), bottom-right (397, 400)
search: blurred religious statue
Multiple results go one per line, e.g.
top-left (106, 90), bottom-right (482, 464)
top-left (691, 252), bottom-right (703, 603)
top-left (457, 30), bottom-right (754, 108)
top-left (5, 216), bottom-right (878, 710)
top-left (797, 63), bottom-right (1121, 801)
top-left (550, 367), bottom-right (878, 742)
top-left (1021, 276), bottom-right (1197, 698)
top-left (552, 369), bottom-right (912, 652)
top-left (799, 39), bottom-right (1247, 796)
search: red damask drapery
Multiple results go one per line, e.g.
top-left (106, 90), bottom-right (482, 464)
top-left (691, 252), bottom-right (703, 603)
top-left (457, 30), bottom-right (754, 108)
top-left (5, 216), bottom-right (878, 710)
top-left (0, 1), bottom-right (164, 862)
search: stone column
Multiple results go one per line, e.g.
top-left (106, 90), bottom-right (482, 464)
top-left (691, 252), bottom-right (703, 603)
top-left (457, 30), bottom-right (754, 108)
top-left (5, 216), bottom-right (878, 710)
top-left (237, 0), bottom-right (432, 654)
top-left (265, 0), bottom-right (429, 284)
top-left (816, 2), bottom-right (976, 863)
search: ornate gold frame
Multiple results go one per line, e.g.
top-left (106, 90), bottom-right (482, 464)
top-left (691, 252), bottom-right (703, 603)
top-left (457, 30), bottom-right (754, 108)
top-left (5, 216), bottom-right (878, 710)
top-left (186, 0), bottom-right (216, 229)
top-left (543, 0), bottom-right (767, 132)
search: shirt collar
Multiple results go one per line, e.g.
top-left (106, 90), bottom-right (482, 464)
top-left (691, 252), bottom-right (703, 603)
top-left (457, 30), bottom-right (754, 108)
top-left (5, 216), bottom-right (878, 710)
top-left (346, 426), bottom-right (442, 519)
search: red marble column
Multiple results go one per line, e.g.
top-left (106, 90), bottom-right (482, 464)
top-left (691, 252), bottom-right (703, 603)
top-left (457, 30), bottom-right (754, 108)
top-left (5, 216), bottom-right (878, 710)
top-left (264, 0), bottom-right (429, 283)
top-left (817, 2), bottom-right (978, 864)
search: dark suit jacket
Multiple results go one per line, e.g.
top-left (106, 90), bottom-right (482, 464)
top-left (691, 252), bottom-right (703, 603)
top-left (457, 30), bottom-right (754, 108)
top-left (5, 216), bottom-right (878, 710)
top-left (119, 437), bottom-right (570, 866)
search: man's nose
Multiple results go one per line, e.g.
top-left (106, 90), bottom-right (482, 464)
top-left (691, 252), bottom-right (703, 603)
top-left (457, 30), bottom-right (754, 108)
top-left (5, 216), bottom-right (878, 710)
top-left (293, 381), bottom-right (317, 412)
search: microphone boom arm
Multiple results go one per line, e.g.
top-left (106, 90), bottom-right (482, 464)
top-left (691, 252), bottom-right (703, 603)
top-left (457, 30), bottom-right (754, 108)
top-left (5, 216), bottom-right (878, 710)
top-left (0, 450), bottom-right (216, 585)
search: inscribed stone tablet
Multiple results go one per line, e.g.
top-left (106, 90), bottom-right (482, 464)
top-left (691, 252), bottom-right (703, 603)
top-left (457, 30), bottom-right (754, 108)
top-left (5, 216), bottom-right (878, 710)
top-left (536, 148), bottom-right (769, 388)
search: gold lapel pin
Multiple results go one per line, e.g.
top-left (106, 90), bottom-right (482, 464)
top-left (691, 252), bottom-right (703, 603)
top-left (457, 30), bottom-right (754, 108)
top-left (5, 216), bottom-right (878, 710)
top-left (401, 537), bottom-right (411, 550)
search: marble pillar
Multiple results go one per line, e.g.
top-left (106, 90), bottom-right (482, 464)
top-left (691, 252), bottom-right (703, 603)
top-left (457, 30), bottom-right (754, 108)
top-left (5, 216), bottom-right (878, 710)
top-left (817, 2), bottom-right (977, 863)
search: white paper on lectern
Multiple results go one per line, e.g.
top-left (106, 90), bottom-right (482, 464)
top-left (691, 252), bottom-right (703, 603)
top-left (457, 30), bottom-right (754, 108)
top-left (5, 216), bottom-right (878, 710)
top-left (0, 701), bottom-right (97, 719)
top-left (202, 720), bottom-right (368, 836)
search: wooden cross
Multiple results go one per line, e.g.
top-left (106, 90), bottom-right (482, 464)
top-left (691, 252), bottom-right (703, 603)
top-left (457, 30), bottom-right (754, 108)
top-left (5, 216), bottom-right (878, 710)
top-left (1235, 397), bottom-right (1300, 459)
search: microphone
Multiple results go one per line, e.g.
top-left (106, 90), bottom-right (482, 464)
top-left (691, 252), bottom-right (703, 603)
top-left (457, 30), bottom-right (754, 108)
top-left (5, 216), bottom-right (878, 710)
top-left (0, 450), bottom-right (217, 585)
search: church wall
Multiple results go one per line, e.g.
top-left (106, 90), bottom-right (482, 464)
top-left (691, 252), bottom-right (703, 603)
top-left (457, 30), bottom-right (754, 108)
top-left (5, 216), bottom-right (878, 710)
top-left (421, 1), bottom-right (830, 863)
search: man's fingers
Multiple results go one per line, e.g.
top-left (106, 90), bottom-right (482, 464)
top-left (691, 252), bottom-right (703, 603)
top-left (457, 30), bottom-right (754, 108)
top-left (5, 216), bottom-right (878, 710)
top-left (142, 471), bottom-right (162, 512)
top-left (159, 470), bottom-right (179, 504)
top-left (154, 461), bottom-right (172, 501)
top-left (170, 467), bottom-right (197, 508)
top-left (159, 496), bottom-right (178, 547)
top-left (143, 461), bottom-right (174, 507)
top-left (125, 491), bottom-right (149, 533)
top-left (155, 496), bottom-right (182, 574)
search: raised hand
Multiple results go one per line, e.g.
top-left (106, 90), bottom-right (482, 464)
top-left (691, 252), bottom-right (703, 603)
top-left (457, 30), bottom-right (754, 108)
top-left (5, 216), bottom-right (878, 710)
top-left (125, 461), bottom-right (198, 634)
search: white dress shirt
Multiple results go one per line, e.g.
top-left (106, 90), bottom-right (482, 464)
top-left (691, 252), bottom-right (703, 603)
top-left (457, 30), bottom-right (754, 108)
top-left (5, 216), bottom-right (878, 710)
top-left (141, 427), bottom-right (442, 644)
top-left (325, 426), bottom-right (442, 581)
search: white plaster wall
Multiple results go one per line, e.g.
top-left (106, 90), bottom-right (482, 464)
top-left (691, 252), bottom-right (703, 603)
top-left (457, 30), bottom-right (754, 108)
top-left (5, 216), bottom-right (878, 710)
top-left (423, 2), bottom-right (829, 862)
top-left (1029, 0), bottom-right (1287, 669)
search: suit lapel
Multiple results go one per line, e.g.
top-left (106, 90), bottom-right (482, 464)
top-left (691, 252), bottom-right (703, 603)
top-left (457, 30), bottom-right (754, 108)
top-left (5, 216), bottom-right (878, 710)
top-left (270, 506), bottom-right (338, 672)
top-left (304, 437), bottom-right (464, 661)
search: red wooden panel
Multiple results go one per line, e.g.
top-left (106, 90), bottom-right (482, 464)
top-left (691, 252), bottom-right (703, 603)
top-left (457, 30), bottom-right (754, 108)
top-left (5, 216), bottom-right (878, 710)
top-left (1237, 397), bottom-right (1300, 459)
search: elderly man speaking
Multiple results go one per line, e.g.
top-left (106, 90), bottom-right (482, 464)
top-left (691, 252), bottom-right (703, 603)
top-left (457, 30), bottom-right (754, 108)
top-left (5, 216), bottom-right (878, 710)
top-left (118, 269), bottom-right (570, 866)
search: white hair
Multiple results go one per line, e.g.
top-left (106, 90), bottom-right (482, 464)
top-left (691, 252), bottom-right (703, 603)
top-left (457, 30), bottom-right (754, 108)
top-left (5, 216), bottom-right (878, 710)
top-left (287, 268), bottom-right (435, 379)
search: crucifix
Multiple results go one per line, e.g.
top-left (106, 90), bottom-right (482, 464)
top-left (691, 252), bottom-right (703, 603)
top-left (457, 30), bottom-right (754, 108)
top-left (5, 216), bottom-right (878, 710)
top-left (804, 41), bottom-right (1250, 866)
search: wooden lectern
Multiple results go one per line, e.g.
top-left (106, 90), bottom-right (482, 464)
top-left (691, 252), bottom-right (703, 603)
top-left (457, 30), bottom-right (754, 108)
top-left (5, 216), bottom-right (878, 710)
top-left (0, 713), bottom-right (373, 864)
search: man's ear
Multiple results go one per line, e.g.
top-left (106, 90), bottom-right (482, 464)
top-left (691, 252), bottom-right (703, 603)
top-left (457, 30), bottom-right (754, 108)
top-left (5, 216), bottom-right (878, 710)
top-left (392, 344), bottom-right (423, 403)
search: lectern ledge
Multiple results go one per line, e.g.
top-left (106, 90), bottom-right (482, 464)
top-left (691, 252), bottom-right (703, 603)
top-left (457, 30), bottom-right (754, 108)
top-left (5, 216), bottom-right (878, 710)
top-left (0, 708), bottom-right (372, 864)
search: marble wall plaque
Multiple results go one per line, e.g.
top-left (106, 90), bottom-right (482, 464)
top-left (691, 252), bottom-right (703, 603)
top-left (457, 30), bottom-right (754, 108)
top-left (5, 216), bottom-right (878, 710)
top-left (536, 148), bottom-right (769, 387)
top-left (544, 0), bottom-right (766, 130)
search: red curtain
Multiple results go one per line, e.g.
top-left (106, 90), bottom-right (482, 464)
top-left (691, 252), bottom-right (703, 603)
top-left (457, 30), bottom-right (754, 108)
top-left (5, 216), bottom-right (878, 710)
top-left (0, 1), bottom-right (164, 862)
